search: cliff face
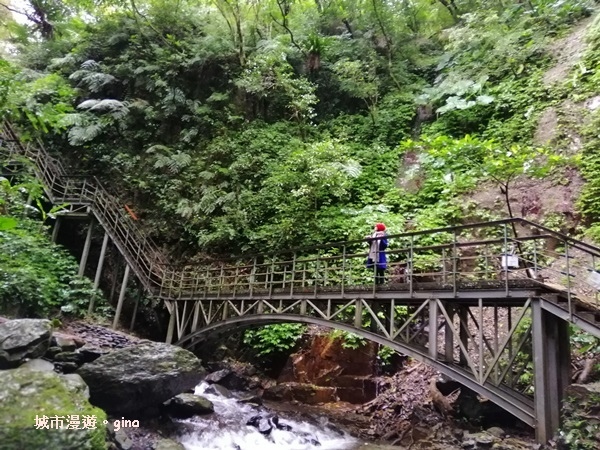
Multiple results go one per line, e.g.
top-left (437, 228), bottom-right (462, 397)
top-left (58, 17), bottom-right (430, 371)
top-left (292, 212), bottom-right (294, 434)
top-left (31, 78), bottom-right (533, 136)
top-left (268, 334), bottom-right (379, 404)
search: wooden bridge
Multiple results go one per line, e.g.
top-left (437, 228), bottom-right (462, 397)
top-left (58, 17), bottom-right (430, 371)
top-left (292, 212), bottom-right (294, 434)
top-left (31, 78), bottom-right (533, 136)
top-left (3, 121), bottom-right (600, 442)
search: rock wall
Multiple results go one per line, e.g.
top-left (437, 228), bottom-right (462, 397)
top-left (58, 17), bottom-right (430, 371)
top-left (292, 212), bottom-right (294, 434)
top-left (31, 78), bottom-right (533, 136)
top-left (266, 334), bottom-right (379, 404)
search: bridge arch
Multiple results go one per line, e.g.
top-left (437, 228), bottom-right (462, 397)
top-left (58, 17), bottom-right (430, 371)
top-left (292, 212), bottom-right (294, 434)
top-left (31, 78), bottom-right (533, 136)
top-left (176, 314), bottom-right (535, 427)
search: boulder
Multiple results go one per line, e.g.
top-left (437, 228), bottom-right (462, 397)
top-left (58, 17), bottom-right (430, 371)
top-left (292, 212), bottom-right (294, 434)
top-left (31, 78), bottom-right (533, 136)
top-left (77, 342), bottom-right (206, 416)
top-left (0, 319), bottom-right (52, 369)
top-left (162, 393), bottom-right (214, 418)
top-left (0, 366), bottom-right (107, 449)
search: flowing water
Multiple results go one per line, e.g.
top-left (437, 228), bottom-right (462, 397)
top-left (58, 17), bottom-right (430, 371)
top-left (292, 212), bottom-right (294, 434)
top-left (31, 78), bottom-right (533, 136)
top-left (176, 382), bottom-right (362, 450)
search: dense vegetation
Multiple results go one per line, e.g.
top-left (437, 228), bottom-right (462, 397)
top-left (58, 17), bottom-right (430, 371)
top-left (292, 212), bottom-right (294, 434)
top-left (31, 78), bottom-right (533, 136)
top-left (0, 0), bottom-right (595, 260)
top-left (0, 165), bottom-right (110, 317)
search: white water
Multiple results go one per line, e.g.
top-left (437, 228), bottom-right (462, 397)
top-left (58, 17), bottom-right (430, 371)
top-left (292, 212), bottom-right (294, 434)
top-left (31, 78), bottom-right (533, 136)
top-left (177, 382), bottom-right (359, 450)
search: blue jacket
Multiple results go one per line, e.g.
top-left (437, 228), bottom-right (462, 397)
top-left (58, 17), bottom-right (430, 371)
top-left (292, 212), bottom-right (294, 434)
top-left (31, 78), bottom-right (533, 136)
top-left (366, 234), bottom-right (388, 269)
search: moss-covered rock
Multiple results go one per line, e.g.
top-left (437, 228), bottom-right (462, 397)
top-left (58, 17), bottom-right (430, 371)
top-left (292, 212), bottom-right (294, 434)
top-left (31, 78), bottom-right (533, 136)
top-left (0, 366), bottom-right (107, 450)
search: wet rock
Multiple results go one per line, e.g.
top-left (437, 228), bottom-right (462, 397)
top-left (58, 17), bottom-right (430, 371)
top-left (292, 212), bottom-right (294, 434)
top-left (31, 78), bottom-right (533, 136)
top-left (21, 358), bottom-right (55, 372)
top-left (163, 393), bottom-right (214, 418)
top-left (0, 319), bottom-right (52, 369)
top-left (204, 369), bottom-right (230, 384)
top-left (238, 392), bottom-right (263, 405)
top-left (462, 438), bottom-right (476, 449)
top-left (108, 424), bottom-right (133, 450)
top-left (246, 415), bottom-right (273, 435)
top-left (0, 366), bottom-right (107, 449)
top-left (153, 438), bottom-right (185, 450)
top-left (77, 342), bottom-right (206, 416)
top-left (204, 383), bottom-right (232, 398)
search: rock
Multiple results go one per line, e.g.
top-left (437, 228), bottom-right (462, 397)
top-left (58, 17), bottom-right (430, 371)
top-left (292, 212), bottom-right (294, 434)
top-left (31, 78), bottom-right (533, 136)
top-left (0, 319), bottom-right (52, 369)
top-left (77, 342), bottom-right (206, 416)
top-left (0, 366), bottom-right (107, 449)
top-left (204, 383), bottom-right (232, 398)
top-left (51, 333), bottom-right (79, 352)
top-left (45, 346), bottom-right (63, 359)
top-left (21, 358), bottom-right (55, 372)
top-left (204, 369), bottom-right (230, 384)
top-left (163, 393), bottom-right (214, 418)
top-left (264, 382), bottom-right (337, 404)
top-left (56, 362), bottom-right (80, 374)
top-left (54, 351), bottom-right (85, 365)
top-left (486, 427), bottom-right (505, 438)
top-left (154, 438), bottom-right (185, 450)
top-left (76, 344), bottom-right (110, 363)
top-left (108, 424), bottom-right (133, 450)
top-left (61, 374), bottom-right (90, 399)
top-left (474, 432), bottom-right (496, 448)
top-left (238, 392), bottom-right (262, 405)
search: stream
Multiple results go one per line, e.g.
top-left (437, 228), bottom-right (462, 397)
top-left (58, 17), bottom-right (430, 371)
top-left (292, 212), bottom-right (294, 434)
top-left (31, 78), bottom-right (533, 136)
top-left (175, 382), bottom-right (372, 450)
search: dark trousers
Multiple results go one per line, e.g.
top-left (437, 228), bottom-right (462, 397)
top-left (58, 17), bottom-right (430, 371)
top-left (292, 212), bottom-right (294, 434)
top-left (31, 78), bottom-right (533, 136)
top-left (375, 268), bottom-right (386, 284)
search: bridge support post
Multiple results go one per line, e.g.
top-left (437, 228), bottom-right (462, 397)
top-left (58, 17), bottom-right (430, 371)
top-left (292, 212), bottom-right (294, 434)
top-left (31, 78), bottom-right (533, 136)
top-left (165, 300), bottom-right (175, 344)
top-left (458, 306), bottom-right (469, 365)
top-left (51, 216), bottom-right (62, 243)
top-left (89, 232), bottom-right (109, 314)
top-left (355, 299), bottom-right (363, 329)
top-left (429, 299), bottom-right (438, 359)
top-left (532, 299), bottom-right (570, 443)
top-left (112, 264), bottom-right (130, 330)
top-left (78, 220), bottom-right (94, 277)
top-left (444, 303), bottom-right (454, 362)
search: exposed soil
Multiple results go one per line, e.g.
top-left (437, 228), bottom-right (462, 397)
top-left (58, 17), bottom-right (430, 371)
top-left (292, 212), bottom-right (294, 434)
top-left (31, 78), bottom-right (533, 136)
top-left (543, 15), bottom-right (594, 86)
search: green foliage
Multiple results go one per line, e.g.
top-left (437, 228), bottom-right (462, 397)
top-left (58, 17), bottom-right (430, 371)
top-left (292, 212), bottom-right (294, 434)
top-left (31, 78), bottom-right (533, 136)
top-left (242, 323), bottom-right (307, 356)
top-left (0, 0), bottom-right (593, 261)
top-left (330, 329), bottom-right (367, 349)
top-left (0, 220), bottom-right (105, 318)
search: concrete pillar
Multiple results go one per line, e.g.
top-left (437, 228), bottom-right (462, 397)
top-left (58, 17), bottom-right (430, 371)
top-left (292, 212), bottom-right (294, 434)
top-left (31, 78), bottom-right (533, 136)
top-left (444, 303), bottom-right (454, 362)
top-left (429, 299), bottom-right (438, 359)
top-left (78, 220), bottom-right (94, 277)
top-left (166, 301), bottom-right (175, 344)
top-left (112, 264), bottom-right (130, 329)
top-left (51, 216), bottom-right (62, 243)
top-left (129, 288), bottom-right (143, 331)
top-left (88, 232), bottom-right (109, 314)
top-left (354, 299), bottom-right (363, 329)
top-left (458, 306), bottom-right (469, 365)
top-left (532, 299), bottom-right (570, 443)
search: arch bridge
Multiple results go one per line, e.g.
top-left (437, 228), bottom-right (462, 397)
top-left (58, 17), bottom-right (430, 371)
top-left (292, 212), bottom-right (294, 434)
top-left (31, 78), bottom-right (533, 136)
top-left (3, 121), bottom-right (600, 442)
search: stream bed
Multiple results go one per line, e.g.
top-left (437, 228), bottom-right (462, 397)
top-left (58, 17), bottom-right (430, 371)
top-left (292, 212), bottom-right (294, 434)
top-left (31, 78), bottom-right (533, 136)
top-left (175, 382), bottom-right (363, 450)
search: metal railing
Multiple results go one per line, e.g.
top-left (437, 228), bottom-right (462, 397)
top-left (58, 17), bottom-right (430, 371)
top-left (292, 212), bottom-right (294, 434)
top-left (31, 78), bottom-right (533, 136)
top-left (2, 121), bottom-right (600, 321)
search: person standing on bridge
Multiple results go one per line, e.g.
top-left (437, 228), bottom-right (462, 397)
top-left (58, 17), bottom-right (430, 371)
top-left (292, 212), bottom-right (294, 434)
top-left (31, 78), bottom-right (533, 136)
top-left (366, 223), bottom-right (388, 284)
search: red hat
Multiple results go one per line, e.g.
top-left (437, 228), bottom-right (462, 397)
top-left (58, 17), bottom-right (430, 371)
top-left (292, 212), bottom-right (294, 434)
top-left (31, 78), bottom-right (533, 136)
top-left (375, 223), bottom-right (386, 231)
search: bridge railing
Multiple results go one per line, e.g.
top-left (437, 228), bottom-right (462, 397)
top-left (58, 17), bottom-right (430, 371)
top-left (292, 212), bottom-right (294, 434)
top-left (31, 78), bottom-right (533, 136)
top-left (156, 220), bottom-right (600, 313)
top-left (0, 122), bottom-right (166, 293)
top-left (3, 121), bottom-right (600, 321)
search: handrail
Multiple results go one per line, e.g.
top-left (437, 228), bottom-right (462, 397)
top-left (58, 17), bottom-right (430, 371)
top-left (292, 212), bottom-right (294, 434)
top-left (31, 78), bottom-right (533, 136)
top-left (2, 120), bottom-right (600, 321)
